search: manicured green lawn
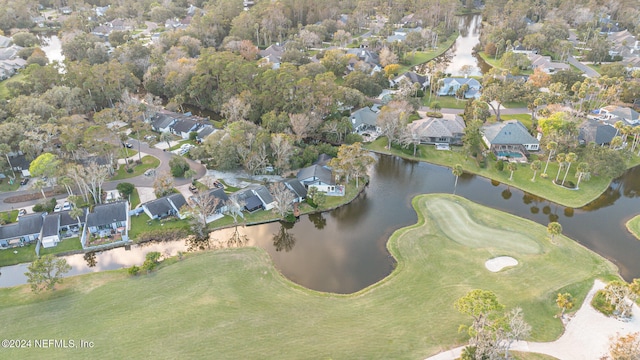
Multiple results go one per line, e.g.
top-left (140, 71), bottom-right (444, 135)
top-left (426, 95), bottom-right (468, 109)
top-left (489, 114), bottom-right (534, 130)
top-left (128, 213), bottom-right (191, 240)
top-left (129, 188), bottom-right (140, 208)
top-left (478, 52), bottom-right (533, 75)
top-left (0, 194), bottom-right (617, 359)
top-left (40, 237), bottom-right (82, 256)
top-left (111, 155), bottom-right (160, 180)
top-left (0, 209), bottom-right (18, 224)
top-left (625, 215), bottom-right (640, 240)
top-left (0, 244), bottom-right (36, 267)
top-left (397, 32), bottom-right (459, 74)
top-left (366, 137), bottom-right (622, 208)
top-left (0, 177), bottom-right (20, 192)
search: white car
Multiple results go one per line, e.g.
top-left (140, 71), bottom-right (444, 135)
top-left (53, 204), bottom-right (62, 212)
top-left (62, 201), bottom-right (72, 211)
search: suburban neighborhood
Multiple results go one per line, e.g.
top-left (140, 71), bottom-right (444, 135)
top-left (0, 0), bottom-right (640, 359)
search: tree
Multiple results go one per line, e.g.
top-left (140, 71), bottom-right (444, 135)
top-left (605, 280), bottom-right (637, 319)
top-left (289, 113), bottom-right (321, 143)
top-left (270, 182), bottom-right (295, 218)
top-left (270, 133), bottom-right (294, 174)
top-left (186, 191), bottom-right (221, 240)
top-left (69, 206), bottom-right (84, 229)
top-left (0, 143), bottom-right (16, 178)
top-left (554, 153), bottom-right (566, 183)
top-left (575, 162), bottom-right (590, 189)
top-left (547, 221), bottom-right (562, 242)
top-left (116, 182), bottom-right (135, 198)
top-left (32, 179), bottom-right (48, 200)
top-left (221, 93), bottom-right (251, 123)
top-left (507, 162), bottom-right (518, 181)
top-left (25, 254), bottom-right (71, 293)
top-left (377, 100), bottom-right (412, 150)
top-left (153, 171), bottom-right (175, 197)
top-left (561, 152), bottom-right (577, 186)
top-left (329, 143), bottom-right (374, 187)
top-left (29, 152), bottom-right (60, 179)
top-left (462, 119), bottom-right (483, 158)
top-left (501, 307), bottom-right (531, 359)
top-left (542, 141), bottom-right (557, 176)
top-left (609, 332), bottom-right (640, 359)
top-left (455, 289), bottom-right (505, 359)
top-left (452, 164), bottom-right (463, 192)
top-left (379, 47), bottom-right (398, 67)
top-left (530, 160), bottom-right (541, 181)
top-left (160, 131), bottom-right (173, 149)
top-left (169, 156), bottom-right (190, 178)
top-left (556, 292), bottom-right (574, 318)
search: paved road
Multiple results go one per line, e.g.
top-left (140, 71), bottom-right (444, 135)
top-left (0, 139), bottom-right (206, 212)
top-left (419, 106), bottom-right (530, 116)
top-left (568, 55), bottom-right (600, 78)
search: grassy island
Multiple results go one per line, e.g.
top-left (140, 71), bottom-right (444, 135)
top-left (0, 194), bottom-right (617, 359)
top-left (626, 215), bottom-right (640, 240)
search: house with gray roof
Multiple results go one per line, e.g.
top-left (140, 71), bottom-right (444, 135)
top-left (409, 114), bottom-right (466, 145)
top-left (350, 106), bottom-right (380, 133)
top-left (482, 120), bottom-right (540, 153)
top-left (259, 44), bottom-right (285, 69)
top-left (41, 214), bottom-right (61, 248)
top-left (83, 201), bottom-right (129, 247)
top-left (142, 193), bottom-right (187, 220)
top-left (297, 164), bottom-right (337, 193)
top-left (579, 119), bottom-right (617, 146)
top-left (437, 77), bottom-right (481, 98)
top-left (599, 105), bottom-right (640, 125)
top-left (150, 112), bottom-right (177, 132)
top-left (253, 185), bottom-right (276, 210)
top-left (527, 53), bottom-right (570, 74)
top-left (284, 179), bottom-right (307, 203)
top-left (196, 126), bottom-right (216, 142)
top-left (171, 118), bottom-right (203, 139)
top-left (0, 35), bottom-right (12, 48)
top-left (207, 188), bottom-right (229, 214)
top-left (236, 189), bottom-right (263, 212)
top-left (390, 71), bottom-right (429, 90)
top-left (0, 213), bottom-right (43, 249)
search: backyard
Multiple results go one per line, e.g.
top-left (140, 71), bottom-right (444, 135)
top-left (0, 194), bottom-right (617, 359)
top-left (366, 137), bottom-right (636, 208)
top-left (111, 155), bottom-right (160, 180)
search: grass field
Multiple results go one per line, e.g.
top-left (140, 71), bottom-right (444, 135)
top-left (0, 194), bottom-right (618, 359)
top-left (625, 215), bottom-right (640, 240)
top-left (397, 32), bottom-right (459, 74)
top-left (111, 155), bottom-right (160, 180)
top-left (366, 137), bottom-right (634, 208)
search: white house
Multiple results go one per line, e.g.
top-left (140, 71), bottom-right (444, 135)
top-left (297, 164), bottom-right (336, 193)
top-left (40, 214), bottom-right (60, 248)
top-left (599, 105), bottom-right (640, 125)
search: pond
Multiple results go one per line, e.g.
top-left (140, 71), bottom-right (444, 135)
top-left (2, 154), bottom-right (640, 294)
top-left (39, 35), bottom-right (64, 67)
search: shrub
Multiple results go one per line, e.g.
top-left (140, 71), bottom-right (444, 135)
top-left (489, 152), bottom-right (497, 161)
top-left (128, 265), bottom-right (140, 276)
top-left (495, 160), bottom-right (504, 171)
top-left (169, 157), bottom-right (190, 177)
top-left (591, 289), bottom-right (615, 316)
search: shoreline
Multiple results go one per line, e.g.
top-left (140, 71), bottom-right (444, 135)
top-left (365, 146), bottom-right (630, 209)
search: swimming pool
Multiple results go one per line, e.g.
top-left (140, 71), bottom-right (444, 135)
top-left (496, 151), bottom-right (524, 158)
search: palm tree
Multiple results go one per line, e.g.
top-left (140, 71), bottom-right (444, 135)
top-left (452, 164), bottom-right (463, 192)
top-left (547, 221), bottom-right (562, 243)
top-left (542, 141), bottom-right (557, 176)
top-left (554, 153), bottom-right (566, 183)
top-left (556, 292), bottom-right (574, 318)
top-left (610, 136), bottom-right (623, 150)
top-left (530, 160), bottom-right (541, 181)
top-left (32, 179), bottom-right (47, 200)
top-left (631, 126), bottom-right (640, 152)
top-left (613, 120), bottom-right (625, 137)
top-left (561, 152), bottom-right (577, 186)
top-left (507, 162), bottom-right (517, 181)
top-left (160, 131), bottom-right (172, 150)
top-left (575, 162), bottom-right (589, 189)
top-left (69, 206), bottom-right (85, 230)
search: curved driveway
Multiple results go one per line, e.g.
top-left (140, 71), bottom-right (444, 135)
top-left (0, 139), bottom-right (206, 211)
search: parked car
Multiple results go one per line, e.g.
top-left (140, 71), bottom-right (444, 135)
top-left (189, 184), bottom-right (198, 193)
top-left (124, 143), bottom-right (133, 148)
top-left (53, 204), bottom-right (62, 212)
top-left (144, 169), bottom-right (155, 176)
top-left (62, 201), bottom-right (72, 211)
top-left (17, 209), bottom-right (27, 217)
top-left (20, 178), bottom-right (29, 186)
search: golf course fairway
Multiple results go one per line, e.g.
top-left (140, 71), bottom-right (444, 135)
top-left (0, 194), bottom-right (618, 359)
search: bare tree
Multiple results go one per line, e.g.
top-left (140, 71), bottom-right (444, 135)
top-left (153, 171), bottom-right (175, 198)
top-left (221, 93), bottom-right (251, 123)
top-left (289, 113), bottom-right (321, 142)
top-left (270, 133), bottom-right (294, 174)
top-left (270, 182), bottom-right (294, 218)
top-left (379, 46), bottom-right (398, 67)
top-left (605, 280), bottom-right (637, 319)
top-left (377, 100), bottom-right (413, 149)
top-left (186, 191), bottom-right (221, 240)
top-left (499, 307), bottom-right (531, 359)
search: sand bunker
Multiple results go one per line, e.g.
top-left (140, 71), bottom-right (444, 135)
top-left (485, 256), bottom-right (518, 272)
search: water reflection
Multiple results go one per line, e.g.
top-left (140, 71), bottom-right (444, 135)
top-left (3, 154), bottom-right (640, 293)
top-left (272, 222), bottom-right (296, 252)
